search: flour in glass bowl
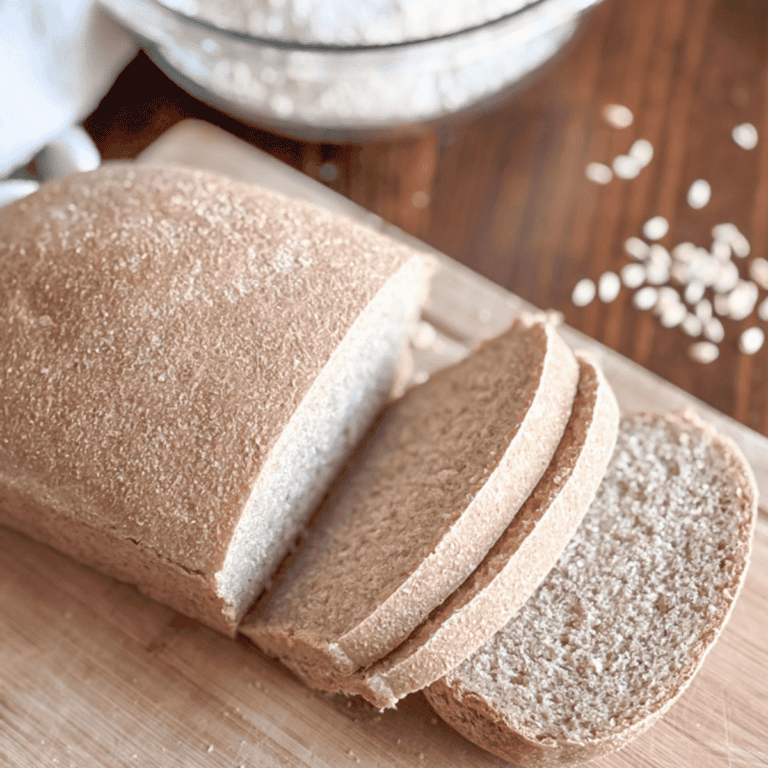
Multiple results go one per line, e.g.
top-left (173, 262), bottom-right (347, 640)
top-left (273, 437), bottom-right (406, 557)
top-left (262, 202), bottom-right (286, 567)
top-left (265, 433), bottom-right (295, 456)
top-left (101, 0), bottom-right (604, 137)
top-left (156, 0), bottom-right (538, 47)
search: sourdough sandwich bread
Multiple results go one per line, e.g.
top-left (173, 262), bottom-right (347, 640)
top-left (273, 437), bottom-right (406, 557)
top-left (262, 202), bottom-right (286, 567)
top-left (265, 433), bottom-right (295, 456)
top-left (339, 352), bottom-right (619, 708)
top-left (242, 316), bottom-right (580, 681)
top-left (425, 411), bottom-right (758, 766)
top-left (0, 164), bottom-right (433, 635)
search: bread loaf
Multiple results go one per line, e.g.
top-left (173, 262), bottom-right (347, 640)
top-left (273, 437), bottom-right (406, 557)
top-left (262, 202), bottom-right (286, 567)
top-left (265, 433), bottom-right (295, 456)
top-left (425, 411), bottom-right (758, 765)
top-left (242, 315), bottom-right (580, 683)
top-left (0, 164), bottom-right (434, 635)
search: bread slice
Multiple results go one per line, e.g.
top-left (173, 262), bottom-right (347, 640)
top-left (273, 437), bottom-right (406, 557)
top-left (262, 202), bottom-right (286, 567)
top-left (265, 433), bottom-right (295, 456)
top-left (0, 164), bottom-right (434, 635)
top-left (338, 352), bottom-right (619, 708)
top-left (425, 411), bottom-right (758, 766)
top-left (242, 316), bottom-right (580, 682)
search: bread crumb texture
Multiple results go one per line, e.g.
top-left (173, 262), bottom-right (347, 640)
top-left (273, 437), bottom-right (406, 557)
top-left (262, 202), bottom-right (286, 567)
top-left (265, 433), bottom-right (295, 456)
top-left (0, 164), bottom-right (418, 629)
top-left (246, 318), bottom-right (579, 675)
top-left (426, 411), bottom-right (757, 766)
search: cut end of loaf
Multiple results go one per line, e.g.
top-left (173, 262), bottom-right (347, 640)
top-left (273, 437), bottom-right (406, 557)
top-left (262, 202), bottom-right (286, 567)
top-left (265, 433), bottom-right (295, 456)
top-left (0, 163), bottom-right (433, 635)
top-left (426, 411), bottom-right (758, 766)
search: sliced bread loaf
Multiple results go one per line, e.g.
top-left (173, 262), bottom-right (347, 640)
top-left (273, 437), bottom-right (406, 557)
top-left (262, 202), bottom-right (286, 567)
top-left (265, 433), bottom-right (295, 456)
top-left (242, 316), bottom-right (580, 681)
top-left (340, 352), bottom-right (619, 708)
top-left (425, 411), bottom-right (758, 766)
top-left (0, 164), bottom-right (433, 635)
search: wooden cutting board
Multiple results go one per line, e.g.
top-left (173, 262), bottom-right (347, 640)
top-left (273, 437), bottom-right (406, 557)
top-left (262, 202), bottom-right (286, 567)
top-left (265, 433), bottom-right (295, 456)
top-left (1, 121), bottom-right (766, 768)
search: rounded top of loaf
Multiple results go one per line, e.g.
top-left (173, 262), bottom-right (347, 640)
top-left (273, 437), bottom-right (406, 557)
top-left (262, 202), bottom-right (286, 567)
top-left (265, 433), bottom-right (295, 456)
top-left (0, 163), bottom-right (420, 580)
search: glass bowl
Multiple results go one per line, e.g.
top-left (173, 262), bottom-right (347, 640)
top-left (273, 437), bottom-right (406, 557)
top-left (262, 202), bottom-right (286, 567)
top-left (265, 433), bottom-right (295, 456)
top-left (99, 0), bottom-right (602, 141)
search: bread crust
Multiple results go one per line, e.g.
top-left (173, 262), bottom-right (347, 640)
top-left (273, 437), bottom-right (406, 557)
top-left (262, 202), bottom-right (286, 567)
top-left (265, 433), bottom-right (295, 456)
top-left (0, 164), bottom-right (431, 634)
top-left (425, 410), bottom-right (758, 766)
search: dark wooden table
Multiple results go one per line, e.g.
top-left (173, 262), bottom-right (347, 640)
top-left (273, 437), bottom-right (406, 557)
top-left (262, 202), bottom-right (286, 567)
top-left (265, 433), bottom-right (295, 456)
top-left (85, 0), bottom-right (768, 436)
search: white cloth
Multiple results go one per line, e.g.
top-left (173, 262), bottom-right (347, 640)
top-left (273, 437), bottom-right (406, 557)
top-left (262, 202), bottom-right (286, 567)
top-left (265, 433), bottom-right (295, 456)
top-left (0, 0), bottom-right (136, 176)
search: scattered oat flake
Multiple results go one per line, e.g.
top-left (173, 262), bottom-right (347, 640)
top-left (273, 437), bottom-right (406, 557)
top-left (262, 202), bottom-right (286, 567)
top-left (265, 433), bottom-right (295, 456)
top-left (645, 261), bottom-right (669, 285)
top-left (714, 293), bottom-right (732, 316)
top-left (749, 257), bottom-right (768, 289)
top-left (643, 216), bottom-right (669, 240)
top-left (621, 262), bottom-right (645, 288)
top-left (598, 271), bottom-right (621, 302)
top-left (585, 162), bottom-right (613, 185)
top-left (732, 123), bottom-right (758, 150)
top-left (682, 313), bottom-right (703, 337)
top-left (711, 240), bottom-right (731, 261)
top-left (712, 223), bottom-right (741, 243)
top-left (689, 341), bottom-right (719, 363)
top-left (695, 299), bottom-right (713, 324)
top-left (689, 250), bottom-right (719, 287)
top-left (732, 234), bottom-right (751, 258)
top-left (629, 139), bottom-right (654, 166)
top-left (572, 278), bottom-right (596, 307)
top-left (673, 242), bottom-right (696, 260)
top-left (646, 246), bottom-right (671, 284)
top-left (318, 162), bottom-right (338, 182)
top-left (625, 236), bottom-right (649, 260)
top-left (740, 326), bottom-right (764, 354)
top-left (684, 281), bottom-right (705, 305)
top-left (634, 286), bottom-right (658, 310)
top-left (704, 317), bottom-right (725, 344)
top-left (759, 297), bottom-right (768, 321)
top-left (612, 154), bottom-right (641, 179)
top-left (411, 191), bottom-right (430, 208)
top-left (671, 261), bottom-right (691, 284)
top-left (687, 179), bottom-right (711, 209)
top-left (649, 243), bottom-right (671, 266)
top-left (656, 285), bottom-right (679, 308)
top-left (713, 260), bottom-right (739, 294)
top-left (727, 280), bottom-right (758, 320)
top-left (660, 302), bottom-right (687, 328)
top-left (602, 103), bottom-right (634, 128)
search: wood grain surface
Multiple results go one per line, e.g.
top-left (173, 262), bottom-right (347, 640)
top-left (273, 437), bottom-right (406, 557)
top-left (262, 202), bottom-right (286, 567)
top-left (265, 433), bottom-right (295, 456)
top-left (2, 120), bottom-right (767, 768)
top-left (85, 0), bottom-right (768, 436)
